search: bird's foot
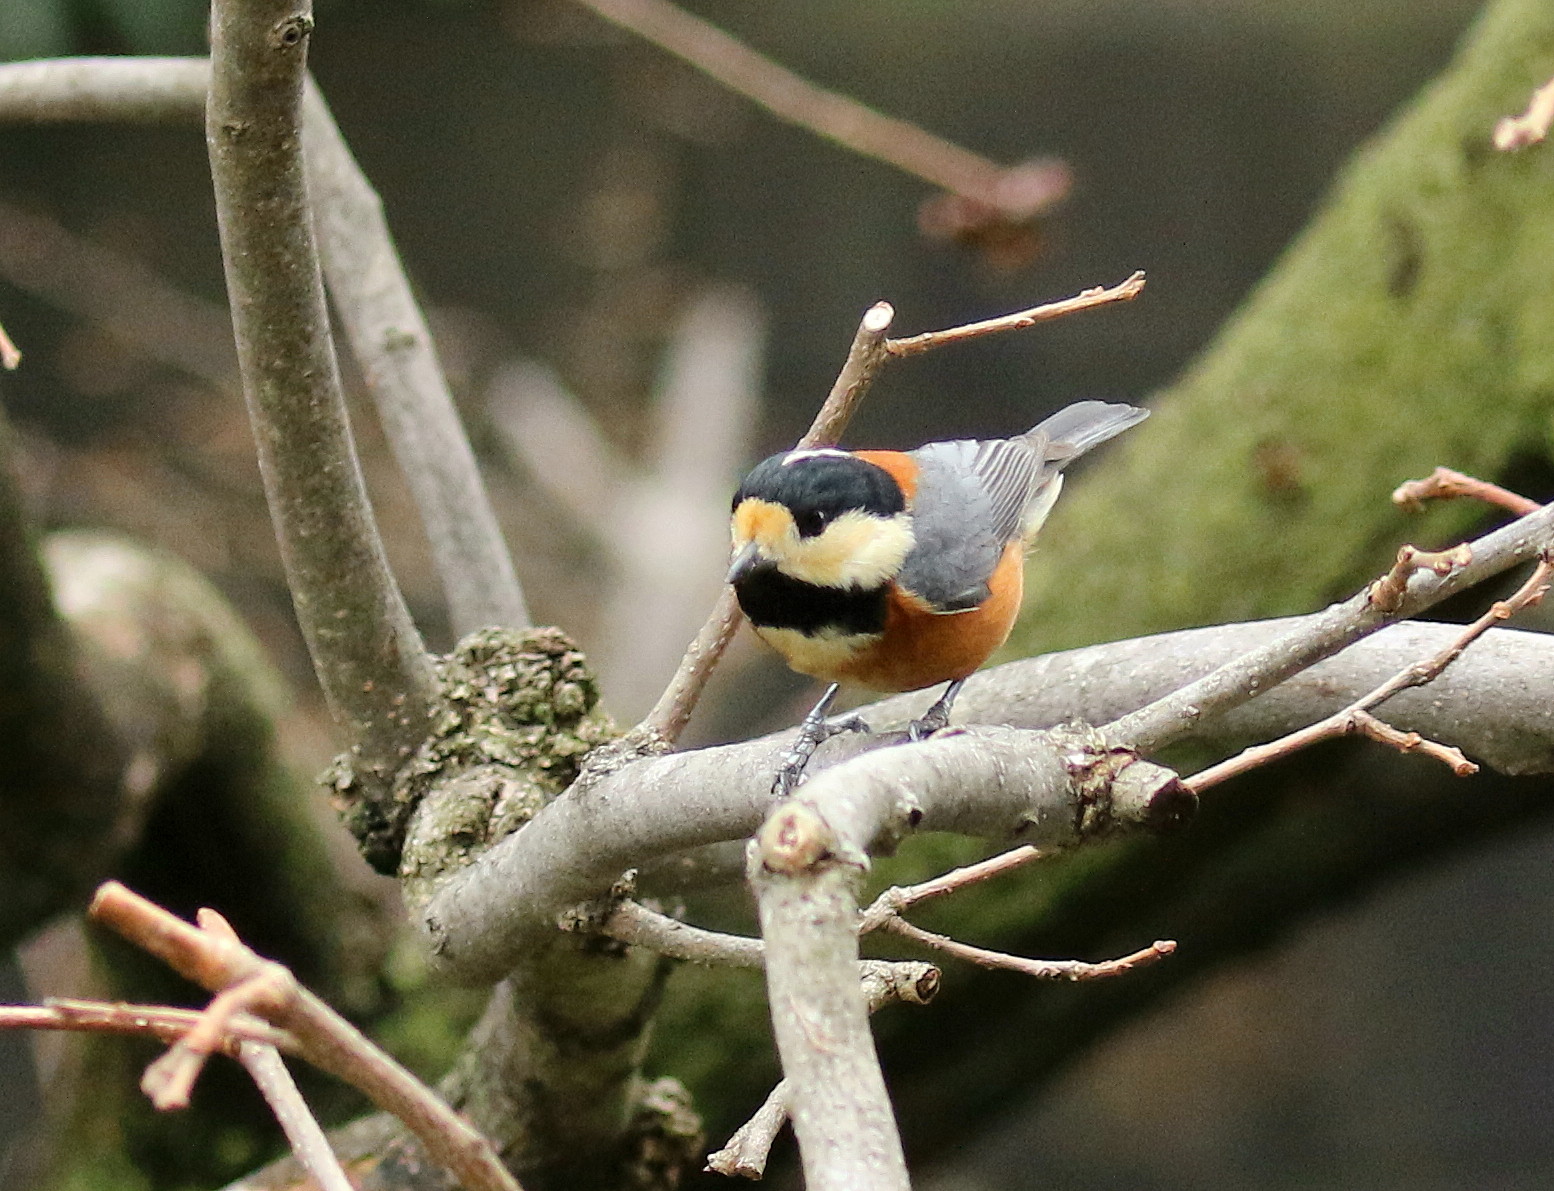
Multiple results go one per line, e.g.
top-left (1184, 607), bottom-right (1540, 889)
top-left (771, 698), bottom-right (871, 798)
top-left (906, 678), bottom-right (966, 743)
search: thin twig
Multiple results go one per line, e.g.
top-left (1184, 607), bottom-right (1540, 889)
top-left (0, 999), bottom-right (294, 1052)
top-left (874, 919), bottom-right (1176, 982)
top-left (206, 6), bottom-right (438, 789)
top-left (1392, 465), bottom-right (1542, 517)
top-left (589, 898), bottom-right (940, 1008)
top-left (1188, 556), bottom-right (1552, 793)
top-left (885, 270), bottom-right (1146, 357)
top-left (0, 319), bottom-right (19, 369)
top-left (238, 1041), bottom-right (356, 1191)
top-left (705, 1079), bottom-right (791, 1179)
top-left (636, 300), bottom-right (894, 743)
top-left (572, 0), bottom-right (1054, 216)
top-left (1104, 499), bottom-right (1554, 756)
top-left (858, 845), bottom-right (1042, 931)
top-left (1494, 73), bottom-right (1554, 150)
top-left (90, 882), bottom-right (522, 1191)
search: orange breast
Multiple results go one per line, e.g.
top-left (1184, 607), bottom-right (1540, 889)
top-left (836, 540), bottom-right (1024, 692)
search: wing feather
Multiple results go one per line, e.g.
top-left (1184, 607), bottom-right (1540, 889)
top-left (897, 401), bottom-right (1146, 611)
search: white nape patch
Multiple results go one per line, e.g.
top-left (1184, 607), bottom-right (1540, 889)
top-left (753, 624), bottom-right (878, 680)
top-left (781, 448), bottom-right (852, 466)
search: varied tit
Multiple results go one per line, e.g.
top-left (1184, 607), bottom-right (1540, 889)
top-left (728, 399), bottom-right (1148, 794)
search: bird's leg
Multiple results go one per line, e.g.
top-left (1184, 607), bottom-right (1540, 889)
top-left (772, 683), bottom-right (871, 798)
top-left (907, 678), bottom-right (965, 743)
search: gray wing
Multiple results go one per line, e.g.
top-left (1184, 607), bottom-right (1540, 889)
top-left (899, 401), bottom-right (1147, 612)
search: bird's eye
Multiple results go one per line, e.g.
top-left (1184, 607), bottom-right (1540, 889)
top-left (794, 509), bottom-right (826, 537)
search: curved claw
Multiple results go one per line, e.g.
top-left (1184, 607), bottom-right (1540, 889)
top-left (906, 678), bottom-right (966, 744)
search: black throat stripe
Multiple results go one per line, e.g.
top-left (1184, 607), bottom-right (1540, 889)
top-left (733, 565), bottom-right (886, 637)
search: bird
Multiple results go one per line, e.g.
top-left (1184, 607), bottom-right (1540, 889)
top-left (727, 399), bottom-right (1148, 796)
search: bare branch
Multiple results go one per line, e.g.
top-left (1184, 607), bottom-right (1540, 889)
top-left (419, 607), bottom-right (1554, 981)
top-left (872, 919), bottom-right (1176, 981)
top-left (420, 721), bottom-right (1188, 982)
top-left (205, 13), bottom-right (439, 786)
top-left (1189, 556), bottom-right (1552, 792)
top-left (1495, 73), bottom-right (1554, 150)
top-left (90, 882), bottom-right (522, 1191)
top-left (0, 55), bottom-right (210, 119)
top-left (1392, 465), bottom-right (1542, 517)
top-left (884, 270), bottom-right (1146, 357)
top-left (237, 1042), bottom-right (355, 1191)
top-left (750, 842), bottom-right (908, 1191)
top-left (589, 898), bottom-right (939, 1008)
top-left (572, 0), bottom-right (1053, 217)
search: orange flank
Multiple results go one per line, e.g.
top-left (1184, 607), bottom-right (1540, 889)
top-left (837, 539), bottom-right (1024, 692)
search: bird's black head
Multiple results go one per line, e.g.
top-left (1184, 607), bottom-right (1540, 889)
top-left (729, 449), bottom-right (913, 590)
top-left (732, 449), bottom-right (905, 537)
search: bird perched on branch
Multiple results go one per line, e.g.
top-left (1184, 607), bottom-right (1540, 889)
top-left (728, 400), bottom-right (1148, 795)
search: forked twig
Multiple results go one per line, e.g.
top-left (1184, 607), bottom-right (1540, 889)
top-left (89, 882), bottom-right (521, 1191)
top-left (1190, 554), bottom-right (1553, 793)
top-left (857, 845), bottom-right (1043, 931)
top-left (859, 844), bottom-right (1174, 983)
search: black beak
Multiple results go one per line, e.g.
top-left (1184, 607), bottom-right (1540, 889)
top-left (727, 542), bottom-right (762, 585)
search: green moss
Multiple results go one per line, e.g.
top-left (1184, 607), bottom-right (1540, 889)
top-left (1015, 0), bottom-right (1554, 656)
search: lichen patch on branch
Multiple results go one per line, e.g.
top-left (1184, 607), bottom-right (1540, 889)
top-left (330, 626), bottom-right (615, 879)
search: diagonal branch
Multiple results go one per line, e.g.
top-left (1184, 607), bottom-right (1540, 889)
top-left (572, 0), bottom-right (1050, 216)
top-left (635, 299), bottom-right (895, 743)
top-left (301, 82), bottom-right (528, 635)
top-left (204, 14), bottom-right (438, 785)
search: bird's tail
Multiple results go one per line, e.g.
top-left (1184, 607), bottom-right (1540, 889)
top-left (1017, 401), bottom-right (1148, 539)
top-left (1029, 400), bottom-right (1149, 462)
